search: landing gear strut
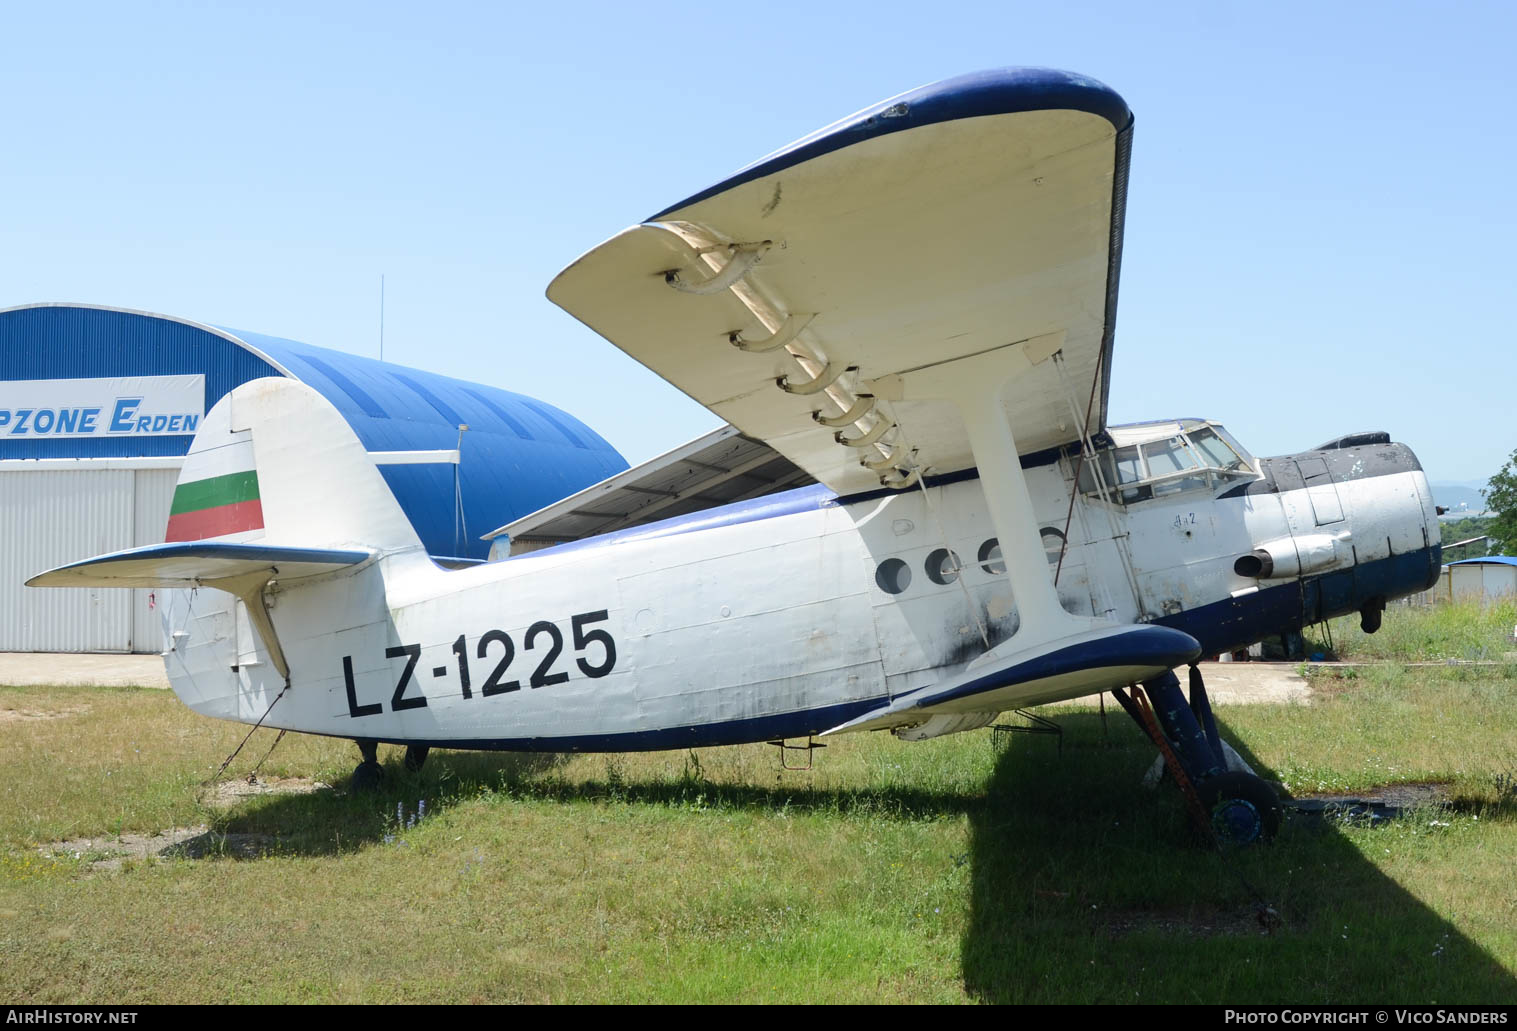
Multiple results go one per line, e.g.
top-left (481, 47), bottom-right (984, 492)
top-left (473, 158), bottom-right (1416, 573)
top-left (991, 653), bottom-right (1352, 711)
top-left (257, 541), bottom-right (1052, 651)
top-left (351, 738), bottom-right (383, 793)
top-left (1360, 597), bottom-right (1385, 634)
top-left (404, 745), bottom-right (430, 772)
top-left (1112, 665), bottom-right (1281, 846)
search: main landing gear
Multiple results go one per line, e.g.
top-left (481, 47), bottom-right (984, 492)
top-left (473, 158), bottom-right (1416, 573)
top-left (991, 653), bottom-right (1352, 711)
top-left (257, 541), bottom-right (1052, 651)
top-left (348, 740), bottom-right (431, 793)
top-left (1112, 666), bottom-right (1282, 846)
top-left (351, 738), bottom-right (383, 793)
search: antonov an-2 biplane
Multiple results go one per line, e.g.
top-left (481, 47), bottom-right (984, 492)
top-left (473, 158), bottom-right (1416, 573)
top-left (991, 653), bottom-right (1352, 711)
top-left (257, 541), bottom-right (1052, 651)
top-left (31, 69), bottom-right (1442, 845)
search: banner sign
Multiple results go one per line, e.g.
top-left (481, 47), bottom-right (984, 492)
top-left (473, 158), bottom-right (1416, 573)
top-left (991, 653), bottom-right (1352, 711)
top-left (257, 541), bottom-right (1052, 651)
top-left (0, 375), bottom-right (206, 439)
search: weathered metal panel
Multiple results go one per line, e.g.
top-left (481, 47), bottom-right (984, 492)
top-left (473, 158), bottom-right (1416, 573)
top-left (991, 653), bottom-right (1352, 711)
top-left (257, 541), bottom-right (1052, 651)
top-left (130, 467), bottom-right (178, 653)
top-left (0, 469), bottom-right (133, 651)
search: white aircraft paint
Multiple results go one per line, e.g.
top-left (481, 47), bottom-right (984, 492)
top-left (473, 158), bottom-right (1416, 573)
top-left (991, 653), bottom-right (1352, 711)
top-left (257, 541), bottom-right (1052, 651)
top-left (37, 375), bottom-right (1435, 752)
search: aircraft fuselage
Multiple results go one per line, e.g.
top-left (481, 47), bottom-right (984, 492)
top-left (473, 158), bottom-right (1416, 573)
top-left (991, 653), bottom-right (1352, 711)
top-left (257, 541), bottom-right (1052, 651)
top-left (159, 427), bottom-right (1440, 751)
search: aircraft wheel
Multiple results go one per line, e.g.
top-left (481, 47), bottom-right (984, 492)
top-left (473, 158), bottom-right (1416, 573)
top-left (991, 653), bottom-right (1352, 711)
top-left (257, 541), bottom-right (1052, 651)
top-left (404, 745), bottom-right (430, 773)
top-left (1199, 771), bottom-right (1281, 846)
top-left (351, 760), bottom-right (384, 794)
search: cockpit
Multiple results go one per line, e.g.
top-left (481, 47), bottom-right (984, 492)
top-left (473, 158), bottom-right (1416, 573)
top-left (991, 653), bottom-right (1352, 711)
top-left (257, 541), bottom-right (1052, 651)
top-left (1076, 419), bottom-right (1257, 505)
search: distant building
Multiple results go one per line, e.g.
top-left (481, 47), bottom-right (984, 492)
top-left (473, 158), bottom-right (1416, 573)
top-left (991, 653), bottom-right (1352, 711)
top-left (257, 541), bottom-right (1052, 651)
top-left (0, 303), bottom-right (628, 652)
top-left (1445, 557), bottom-right (1517, 602)
top-left (1415, 556), bottom-right (1517, 605)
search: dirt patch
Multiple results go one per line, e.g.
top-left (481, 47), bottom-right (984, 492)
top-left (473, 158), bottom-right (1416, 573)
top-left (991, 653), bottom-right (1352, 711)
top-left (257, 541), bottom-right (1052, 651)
top-left (0, 704), bottom-right (90, 723)
top-left (43, 826), bottom-right (280, 871)
top-left (205, 774), bottom-right (330, 808)
top-left (40, 777), bottom-right (324, 871)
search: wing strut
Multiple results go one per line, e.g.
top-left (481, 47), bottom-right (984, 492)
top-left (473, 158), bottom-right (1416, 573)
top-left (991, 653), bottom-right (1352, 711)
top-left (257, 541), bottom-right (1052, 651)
top-left (895, 331), bottom-right (1086, 645)
top-left (215, 571), bottom-right (291, 684)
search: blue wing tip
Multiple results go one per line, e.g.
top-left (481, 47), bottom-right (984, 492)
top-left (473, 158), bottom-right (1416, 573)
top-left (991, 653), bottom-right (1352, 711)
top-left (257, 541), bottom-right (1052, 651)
top-left (650, 66), bottom-right (1131, 220)
top-left (1135, 623), bottom-right (1205, 667)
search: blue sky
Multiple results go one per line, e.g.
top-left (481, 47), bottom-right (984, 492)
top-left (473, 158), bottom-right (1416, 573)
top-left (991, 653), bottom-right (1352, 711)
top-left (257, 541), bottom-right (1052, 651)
top-left (3, 1), bottom-right (1512, 483)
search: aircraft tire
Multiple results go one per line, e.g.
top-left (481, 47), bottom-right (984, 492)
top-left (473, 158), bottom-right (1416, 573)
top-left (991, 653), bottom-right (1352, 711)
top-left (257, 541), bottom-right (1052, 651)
top-left (351, 760), bottom-right (384, 794)
top-left (1199, 771), bottom-right (1281, 846)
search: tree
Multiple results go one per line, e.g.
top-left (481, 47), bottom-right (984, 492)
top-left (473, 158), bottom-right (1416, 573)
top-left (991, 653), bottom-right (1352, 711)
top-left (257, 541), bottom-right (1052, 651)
top-left (1439, 514), bottom-right (1496, 560)
top-left (1483, 449), bottom-right (1517, 556)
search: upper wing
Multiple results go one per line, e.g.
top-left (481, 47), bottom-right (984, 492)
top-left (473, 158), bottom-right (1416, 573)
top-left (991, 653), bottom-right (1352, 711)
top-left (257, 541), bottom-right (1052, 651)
top-left (548, 68), bottom-right (1133, 496)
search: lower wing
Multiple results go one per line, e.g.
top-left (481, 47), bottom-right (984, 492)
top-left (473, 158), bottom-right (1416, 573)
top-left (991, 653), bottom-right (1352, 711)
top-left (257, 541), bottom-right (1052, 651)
top-left (825, 623), bottom-right (1200, 735)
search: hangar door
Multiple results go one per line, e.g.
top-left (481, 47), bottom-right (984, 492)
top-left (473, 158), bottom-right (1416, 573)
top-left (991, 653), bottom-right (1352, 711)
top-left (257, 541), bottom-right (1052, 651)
top-left (0, 467), bottom-right (177, 653)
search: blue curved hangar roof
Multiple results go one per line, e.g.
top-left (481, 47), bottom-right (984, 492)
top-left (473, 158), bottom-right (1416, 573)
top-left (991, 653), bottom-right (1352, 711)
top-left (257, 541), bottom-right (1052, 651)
top-left (0, 303), bottom-right (629, 561)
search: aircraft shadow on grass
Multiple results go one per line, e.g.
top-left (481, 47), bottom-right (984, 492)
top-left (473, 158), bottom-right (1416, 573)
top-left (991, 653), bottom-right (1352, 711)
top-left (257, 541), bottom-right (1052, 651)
top-left (209, 713), bottom-right (1516, 1003)
top-left (959, 713), bottom-right (1517, 1004)
top-left (209, 744), bottom-right (981, 858)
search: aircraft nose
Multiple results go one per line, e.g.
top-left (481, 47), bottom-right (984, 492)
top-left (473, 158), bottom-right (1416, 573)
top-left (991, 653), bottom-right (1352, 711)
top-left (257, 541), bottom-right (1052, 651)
top-left (1325, 441), bottom-right (1443, 626)
top-left (1242, 440), bottom-right (1442, 631)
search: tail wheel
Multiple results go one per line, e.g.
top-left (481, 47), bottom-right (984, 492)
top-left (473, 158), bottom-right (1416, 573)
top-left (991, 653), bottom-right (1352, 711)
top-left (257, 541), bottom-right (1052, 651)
top-left (1199, 771), bottom-right (1282, 845)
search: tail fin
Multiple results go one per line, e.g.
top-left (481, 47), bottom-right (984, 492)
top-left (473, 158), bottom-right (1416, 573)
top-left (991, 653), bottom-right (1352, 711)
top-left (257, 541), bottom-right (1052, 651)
top-left (29, 378), bottom-right (424, 682)
top-left (31, 376), bottom-right (418, 582)
top-left (164, 377), bottom-right (423, 555)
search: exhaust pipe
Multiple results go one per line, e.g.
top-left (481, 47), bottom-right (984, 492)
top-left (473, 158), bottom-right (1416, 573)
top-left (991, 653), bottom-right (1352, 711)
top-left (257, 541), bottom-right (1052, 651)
top-left (1234, 533), bottom-right (1348, 580)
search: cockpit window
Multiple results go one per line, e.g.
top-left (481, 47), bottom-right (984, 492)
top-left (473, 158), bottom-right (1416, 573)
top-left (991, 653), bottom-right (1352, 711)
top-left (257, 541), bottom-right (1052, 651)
top-left (1142, 436), bottom-right (1199, 475)
top-left (1078, 446), bottom-right (1136, 490)
top-left (1189, 426), bottom-right (1248, 472)
top-left (1077, 421), bottom-right (1257, 506)
top-left (1143, 437), bottom-right (1208, 498)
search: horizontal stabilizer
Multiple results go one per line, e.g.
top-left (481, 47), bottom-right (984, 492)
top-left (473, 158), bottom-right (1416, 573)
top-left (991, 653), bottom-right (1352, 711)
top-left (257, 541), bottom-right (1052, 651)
top-left (27, 542), bottom-right (372, 591)
top-left (824, 623), bottom-right (1200, 736)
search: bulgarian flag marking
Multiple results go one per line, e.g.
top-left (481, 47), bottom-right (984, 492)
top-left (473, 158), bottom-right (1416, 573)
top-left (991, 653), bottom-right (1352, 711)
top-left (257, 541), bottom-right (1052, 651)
top-left (165, 470), bottom-right (265, 542)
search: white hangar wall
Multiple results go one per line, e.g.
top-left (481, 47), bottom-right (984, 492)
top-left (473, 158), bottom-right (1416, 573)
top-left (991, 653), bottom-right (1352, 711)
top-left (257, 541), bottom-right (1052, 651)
top-left (0, 461), bottom-right (175, 652)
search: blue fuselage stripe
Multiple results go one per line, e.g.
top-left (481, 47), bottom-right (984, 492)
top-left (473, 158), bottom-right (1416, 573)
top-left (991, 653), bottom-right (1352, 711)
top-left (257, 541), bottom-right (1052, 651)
top-left (361, 697), bottom-right (888, 754)
top-left (1157, 544), bottom-right (1442, 656)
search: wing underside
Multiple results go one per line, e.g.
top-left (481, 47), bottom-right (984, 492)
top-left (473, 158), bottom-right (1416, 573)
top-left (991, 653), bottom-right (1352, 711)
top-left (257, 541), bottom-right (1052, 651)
top-left (825, 623), bottom-right (1201, 736)
top-left (548, 68), bottom-right (1133, 496)
top-left (27, 542), bottom-right (372, 590)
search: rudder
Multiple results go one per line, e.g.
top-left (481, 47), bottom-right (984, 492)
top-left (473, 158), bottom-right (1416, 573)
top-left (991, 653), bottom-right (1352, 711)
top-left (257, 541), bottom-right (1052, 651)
top-left (166, 377), bottom-right (424, 556)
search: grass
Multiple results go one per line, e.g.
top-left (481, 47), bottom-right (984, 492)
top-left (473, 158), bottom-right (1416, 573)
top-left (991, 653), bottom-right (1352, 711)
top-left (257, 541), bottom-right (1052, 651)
top-left (1310, 596), bottom-right (1517, 663)
top-left (2, 601), bottom-right (1516, 1003)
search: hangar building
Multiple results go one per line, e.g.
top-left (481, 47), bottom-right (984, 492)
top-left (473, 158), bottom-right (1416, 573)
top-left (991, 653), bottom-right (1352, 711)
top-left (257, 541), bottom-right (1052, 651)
top-left (0, 302), bottom-right (628, 653)
top-left (1438, 556), bottom-right (1517, 603)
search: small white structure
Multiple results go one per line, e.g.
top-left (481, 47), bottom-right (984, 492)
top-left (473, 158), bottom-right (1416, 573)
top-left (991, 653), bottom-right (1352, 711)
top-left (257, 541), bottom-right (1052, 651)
top-left (1446, 557), bottom-right (1517, 602)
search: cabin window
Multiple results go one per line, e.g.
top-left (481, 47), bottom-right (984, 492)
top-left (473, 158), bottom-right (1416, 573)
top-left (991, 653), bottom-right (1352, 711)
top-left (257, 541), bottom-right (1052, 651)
top-left (978, 538), bottom-right (1005, 575)
top-left (925, 548), bottom-right (962, 585)
top-left (875, 558), bottom-right (911, 594)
